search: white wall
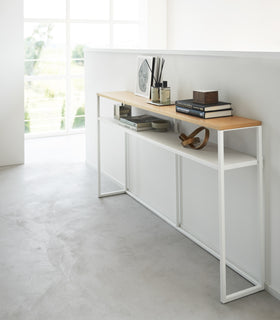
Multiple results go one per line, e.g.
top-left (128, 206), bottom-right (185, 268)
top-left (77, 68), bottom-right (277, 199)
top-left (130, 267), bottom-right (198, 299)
top-left (85, 50), bottom-right (280, 299)
top-left (0, 0), bottom-right (24, 166)
top-left (146, 0), bottom-right (167, 49)
top-left (167, 0), bottom-right (280, 51)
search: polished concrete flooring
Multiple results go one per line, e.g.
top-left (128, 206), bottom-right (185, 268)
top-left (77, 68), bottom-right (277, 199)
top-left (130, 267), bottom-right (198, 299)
top-left (0, 134), bottom-right (280, 319)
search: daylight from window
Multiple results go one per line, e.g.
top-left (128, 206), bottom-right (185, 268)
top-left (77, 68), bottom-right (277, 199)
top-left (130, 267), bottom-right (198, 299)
top-left (24, 0), bottom-right (145, 135)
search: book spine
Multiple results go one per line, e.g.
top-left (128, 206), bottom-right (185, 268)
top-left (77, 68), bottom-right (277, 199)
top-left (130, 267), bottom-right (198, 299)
top-left (175, 101), bottom-right (231, 111)
top-left (176, 106), bottom-right (205, 118)
top-left (176, 102), bottom-right (205, 111)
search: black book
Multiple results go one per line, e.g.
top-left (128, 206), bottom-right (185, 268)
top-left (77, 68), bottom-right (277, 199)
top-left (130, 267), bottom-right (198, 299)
top-left (175, 99), bottom-right (231, 111)
top-left (176, 106), bottom-right (232, 119)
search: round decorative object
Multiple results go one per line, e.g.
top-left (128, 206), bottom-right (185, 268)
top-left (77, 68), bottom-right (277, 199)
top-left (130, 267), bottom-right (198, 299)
top-left (138, 60), bottom-right (149, 93)
top-left (152, 120), bottom-right (170, 132)
top-left (179, 126), bottom-right (210, 150)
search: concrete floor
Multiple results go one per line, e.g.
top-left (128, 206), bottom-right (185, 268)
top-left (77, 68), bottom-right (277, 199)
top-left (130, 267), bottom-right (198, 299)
top-left (0, 134), bottom-right (280, 319)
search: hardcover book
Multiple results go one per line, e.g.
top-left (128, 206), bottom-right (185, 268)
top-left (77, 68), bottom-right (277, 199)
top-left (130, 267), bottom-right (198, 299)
top-left (176, 106), bottom-right (232, 119)
top-left (175, 99), bottom-right (231, 112)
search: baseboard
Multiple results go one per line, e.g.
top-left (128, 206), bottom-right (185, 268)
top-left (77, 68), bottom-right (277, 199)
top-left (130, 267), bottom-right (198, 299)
top-left (265, 284), bottom-right (280, 301)
top-left (0, 161), bottom-right (24, 168)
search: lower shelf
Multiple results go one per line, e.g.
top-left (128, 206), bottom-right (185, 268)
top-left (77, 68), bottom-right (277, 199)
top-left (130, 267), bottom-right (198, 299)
top-left (99, 117), bottom-right (258, 171)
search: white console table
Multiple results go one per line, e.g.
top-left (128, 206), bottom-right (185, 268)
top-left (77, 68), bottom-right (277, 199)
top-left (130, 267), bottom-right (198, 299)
top-left (96, 91), bottom-right (264, 304)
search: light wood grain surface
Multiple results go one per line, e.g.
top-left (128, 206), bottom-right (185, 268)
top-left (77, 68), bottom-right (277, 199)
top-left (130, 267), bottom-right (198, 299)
top-left (97, 91), bottom-right (261, 130)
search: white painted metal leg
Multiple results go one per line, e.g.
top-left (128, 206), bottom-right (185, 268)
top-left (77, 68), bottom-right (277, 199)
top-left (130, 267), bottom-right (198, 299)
top-left (257, 126), bottom-right (265, 288)
top-left (218, 130), bottom-right (227, 303)
top-left (97, 95), bottom-right (101, 198)
top-left (224, 284), bottom-right (263, 303)
top-left (175, 154), bottom-right (182, 227)
top-left (99, 190), bottom-right (126, 198)
top-left (173, 119), bottom-right (181, 134)
top-left (217, 126), bottom-right (264, 303)
top-left (97, 95), bottom-right (126, 198)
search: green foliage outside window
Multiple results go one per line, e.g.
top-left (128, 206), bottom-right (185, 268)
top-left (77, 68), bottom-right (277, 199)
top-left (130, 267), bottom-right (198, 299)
top-left (61, 100), bottom-right (65, 130)
top-left (45, 88), bottom-right (55, 98)
top-left (72, 45), bottom-right (85, 66)
top-left (72, 106), bottom-right (85, 128)
top-left (24, 24), bottom-right (53, 75)
top-left (24, 110), bottom-right (31, 133)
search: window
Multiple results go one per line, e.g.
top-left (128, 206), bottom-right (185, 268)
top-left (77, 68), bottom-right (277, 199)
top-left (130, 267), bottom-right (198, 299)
top-left (24, 0), bottom-right (146, 135)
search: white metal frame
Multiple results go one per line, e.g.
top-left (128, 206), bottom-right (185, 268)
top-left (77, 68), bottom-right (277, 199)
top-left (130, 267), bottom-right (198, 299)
top-left (24, 0), bottom-right (146, 138)
top-left (97, 95), bottom-right (126, 198)
top-left (96, 95), bottom-right (265, 303)
top-left (216, 128), bottom-right (264, 303)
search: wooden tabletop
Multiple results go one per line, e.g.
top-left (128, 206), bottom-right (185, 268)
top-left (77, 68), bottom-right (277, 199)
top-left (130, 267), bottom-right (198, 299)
top-left (97, 91), bottom-right (261, 131)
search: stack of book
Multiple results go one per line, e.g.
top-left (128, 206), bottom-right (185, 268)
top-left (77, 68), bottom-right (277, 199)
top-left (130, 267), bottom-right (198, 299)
top-left (119, 114), bottom-right (165, 132)
top-left (175, 91), bottom-right (232, 119)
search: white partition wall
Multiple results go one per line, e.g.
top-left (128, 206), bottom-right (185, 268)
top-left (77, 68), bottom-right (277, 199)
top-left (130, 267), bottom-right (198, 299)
top-left (85, 49), bottom-right (280, 300)
top-left (167, 0), bottom-right (280, 51)
top-left (0, 0), bottom-right (24, 166)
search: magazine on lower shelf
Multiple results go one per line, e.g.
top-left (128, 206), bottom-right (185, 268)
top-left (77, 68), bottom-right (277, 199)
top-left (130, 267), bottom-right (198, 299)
top-left (119, 114), bottom-right (163, 129)
top-left (117, 120), bottom-right (153, 132)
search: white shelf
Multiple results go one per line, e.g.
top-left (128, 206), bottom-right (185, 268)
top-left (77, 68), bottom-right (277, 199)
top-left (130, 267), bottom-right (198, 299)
top-left (99, 117), bottom-right (257, 171)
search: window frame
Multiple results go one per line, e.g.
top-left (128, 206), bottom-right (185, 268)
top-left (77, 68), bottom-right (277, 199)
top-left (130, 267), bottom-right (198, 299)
top-left (24, 0), bottom-right (146, 138)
